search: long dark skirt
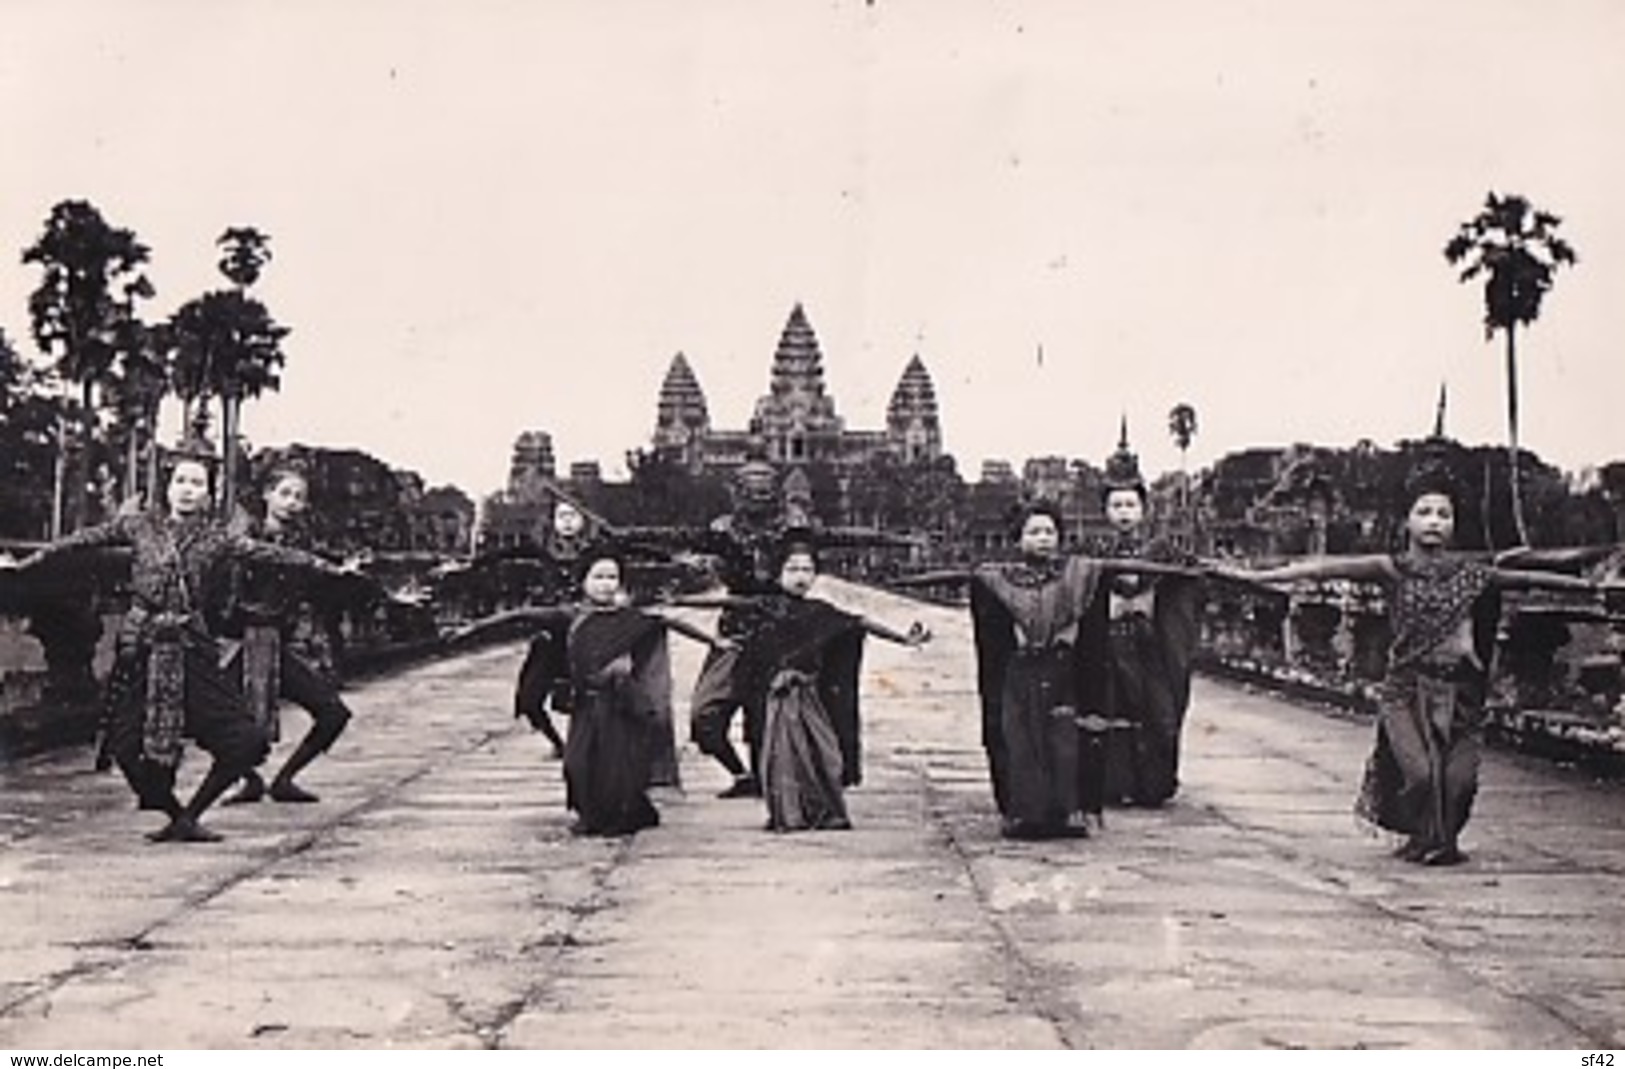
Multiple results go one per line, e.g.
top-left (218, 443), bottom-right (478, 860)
top-left (1000, 647), bottom-right (1084, 833)
top-left (1099, 624), bottom-right (1185, 806)
top-left (760, 671), bottom-right (850, 832)
top-left (562, 668), bottom-right (659, 836)
top-left (1356, 671), bottom-right (1483, 852)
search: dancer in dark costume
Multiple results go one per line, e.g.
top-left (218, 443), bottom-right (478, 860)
top-left (1218, 459), bottom-right (1609, 865)
top-left (505, 500), bottom-right (594, 759)
top-left (220, 466), bottom-right (363, 805)
top-left (725, 538), bottom-right (928, 832)
top-left (1, 451), bottom-right (358, 842)
top-left (1081, 421), bottom-right (1205, 807)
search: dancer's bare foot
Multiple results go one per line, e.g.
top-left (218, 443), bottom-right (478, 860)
top-left (146, 817), bottom-right (223, 844)
top-left (1422, 844), bottom-right (1468, 867)
top-left (269, 779), bottom-right (320, 804)
top-left (717, 775), bottom-right (761, 799)
top-left (1392, 838), bottom-right (1429, 862)
top-left (223, 771), bottom-right (266, 806)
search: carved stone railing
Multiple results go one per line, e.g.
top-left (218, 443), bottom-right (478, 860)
top-left (0, 551), bottom-right (122, 760)
top-left (1201, 580), bottom-right (1625, 766)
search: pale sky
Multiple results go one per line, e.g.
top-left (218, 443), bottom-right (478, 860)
top-left (3, 0), bottom-right (1622, 496)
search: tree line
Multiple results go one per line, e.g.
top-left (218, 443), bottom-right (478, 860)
top-left (1, 200), bottom-right (288, 540)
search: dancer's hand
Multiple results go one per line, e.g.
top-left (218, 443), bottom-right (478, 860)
top-left (337, 552), bottom-right (371, 575)
top-left (0, 553), bottom-right (18, 572)
top-left (905, 621), bottom-right (932, 647)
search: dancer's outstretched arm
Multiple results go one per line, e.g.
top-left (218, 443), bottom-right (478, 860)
top-left (1491, 566), bottom-right (1620, 595)
top-left (661, 616), bottom-right (736, 651)
top-left (447, 605), bottom-right (572, 645)
top-left (1, 516), bottom-right (134, 570)
top-left (1089, 557), bottom-right (1204, 579)
top-left (860, 617), bottom-right (931, 647)
top-left (662, 591), bottom-right (758, 610)
top-left (1494, 545), bottom-right (1622, 572)
top-left (1212, 554), bottom-right (1393, 586)
top-left (888, 569), bottom-right (972, 588)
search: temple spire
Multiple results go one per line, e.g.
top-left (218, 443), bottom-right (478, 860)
top-left (887, 353), bottom-right (942, 463)
top-left (653, 351), bottom-right (711, 465)
top-left (751, 303), bottom-right (842, 461)
top-left (1104, 413), bottom-right (1144, 492)
top-left (768, 302), bottom-right (828, 400)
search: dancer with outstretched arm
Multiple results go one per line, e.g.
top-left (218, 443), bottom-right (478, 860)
top-left (1215, 459), bottom-right (1614, 866)
top-left (218, 465), bottom-right (365, 806)
top-left (721, 535), bottom-right (929, 832)
top-left (455, 541), bottom-right (730, 836)
top-left (896, 501), bottom-right (1212, 840)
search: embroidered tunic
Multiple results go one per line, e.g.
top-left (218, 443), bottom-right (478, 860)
top-left (1356, 554), bottom-right (1499, 851)
top-left (31, 512), bottom-right (338, 765)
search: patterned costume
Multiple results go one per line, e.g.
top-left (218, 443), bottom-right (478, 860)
top-left (215, 512), bottom-right (354, 793)
top-left (1356, 555), bottom-right (1499, 856)
top-left (24, 510), bottom-right (339, 823)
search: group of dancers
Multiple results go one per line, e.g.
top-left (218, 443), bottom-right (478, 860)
top-left (1, 431), bottom-right (1616, 867)
top-left (1, 446), bottom-right (362, 842)
top-left (907, 435), bottom-right (1610, 865)
top-left (472, 530), bottom-right (930, 836)
top-left (483, 429), bottom-right (1613, 866)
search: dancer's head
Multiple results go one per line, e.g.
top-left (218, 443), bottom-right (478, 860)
top-left (1013, 501), bottom-right (1064, 558)
top-left (261, 467), bottom-right (310, 527)
top-left (164, 457), bottom-right (216, 517)
top-left (1403, 460), bottom-right (1459, 551)
top-left (1104, 487), bottom-right (1146, 533)
top-left (579, 553), bottom-right (624, 606)
top-left (553, 500), bottom-right (585, 539)
top-left (1101, 417), bottom-right (1148, 531)
top-left (775, 534), bottom-right (819, 597)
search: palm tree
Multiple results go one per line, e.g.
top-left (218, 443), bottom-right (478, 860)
top-left (1444, 192), bottom-right (1577, 546)
top-left (22, 200), bottom-right (153, 531)
top-left (1168, 402), bottom-right (1198, 545)
top-left (217, 226), bottom-right (272, 289)
top-left (216, 227), bottom-right (277, 514)
top-left (167, 289), bottom-right (289, 515)
top-left (107, 319), bottom-right (171, 506)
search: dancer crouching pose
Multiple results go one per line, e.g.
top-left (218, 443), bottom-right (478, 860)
top-left (1, 450), bottom-right (359, 842)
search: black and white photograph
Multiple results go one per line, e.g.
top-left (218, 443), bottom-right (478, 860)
top-left (1, 0), bottom-right (1622, 1053)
